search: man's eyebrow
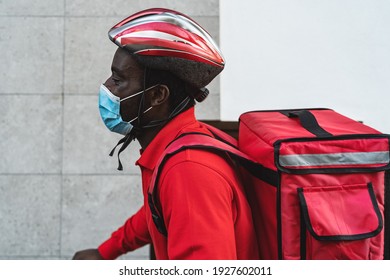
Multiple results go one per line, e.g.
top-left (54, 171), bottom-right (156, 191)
top-left (110, 66), bottom-right (127, 78)
top-left (111, 65), bottom-right (141, 75)
top-left (111, 66), bottom-right (120, 73)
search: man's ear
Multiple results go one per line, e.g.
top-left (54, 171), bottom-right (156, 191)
top-left (150, 85), bottom-right (170, 106)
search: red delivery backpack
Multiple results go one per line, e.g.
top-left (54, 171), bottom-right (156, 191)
top-left (148, 108), bottom-right (390, 259)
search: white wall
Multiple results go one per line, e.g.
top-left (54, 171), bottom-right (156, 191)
top-left (220, 0), bottom-right (390, 133)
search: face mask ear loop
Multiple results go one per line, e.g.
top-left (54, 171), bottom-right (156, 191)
top-left (142, 96), bottom-right (192, 129)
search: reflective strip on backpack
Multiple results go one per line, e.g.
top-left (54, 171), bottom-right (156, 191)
top-left (279, 151), bottom-right (390, 167)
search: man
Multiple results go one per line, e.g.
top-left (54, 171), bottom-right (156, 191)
top-left (73, 8), bottom-right (258, 260)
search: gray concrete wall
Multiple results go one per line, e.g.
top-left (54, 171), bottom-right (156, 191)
top-left (0, 0), bottom-right (220, 260)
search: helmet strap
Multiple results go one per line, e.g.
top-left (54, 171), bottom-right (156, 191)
top-left (136, 67), bottom-right (148, 127)
top-left (108, 130), bottom-right (137, 171)
top-left (108, 68), bottom-right (148, 171)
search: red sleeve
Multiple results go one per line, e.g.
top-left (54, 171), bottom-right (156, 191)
top-left (159, 160), bottom-right (237, 260)
top-left (98, 206), bottom-right (151, 259)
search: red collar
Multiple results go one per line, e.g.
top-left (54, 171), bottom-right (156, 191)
top-left (136, 107), bottom-right (210, 171)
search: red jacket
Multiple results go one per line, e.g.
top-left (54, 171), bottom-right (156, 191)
top-left (98, 107), bottom-right (258, 259)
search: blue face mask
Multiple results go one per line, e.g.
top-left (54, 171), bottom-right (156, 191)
top-left (98, 84), bottom-right (156, 135)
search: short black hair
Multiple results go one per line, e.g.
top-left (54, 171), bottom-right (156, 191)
top-left (144, 68), bottom-right (196, 110)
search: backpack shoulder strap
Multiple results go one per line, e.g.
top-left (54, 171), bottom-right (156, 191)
top-left (200, 121), bottom-right (238, 147)
top-left (148, 133), bottom-right (279, 236)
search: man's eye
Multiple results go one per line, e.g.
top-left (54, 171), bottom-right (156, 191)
top-left (112, 78), bottom-right (120, 85)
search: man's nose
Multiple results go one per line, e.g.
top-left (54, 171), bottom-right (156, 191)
top-left (103, 79), bottom-right (115, 93)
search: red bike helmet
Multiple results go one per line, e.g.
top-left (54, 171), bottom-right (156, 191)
top-left (108, 8), bottom-right (225, 100)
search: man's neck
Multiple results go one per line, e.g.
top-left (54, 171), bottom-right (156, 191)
top-left (136, 126), bottom-right (164, 150)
